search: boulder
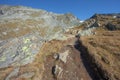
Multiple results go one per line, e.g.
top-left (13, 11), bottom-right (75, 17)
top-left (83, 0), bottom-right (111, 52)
top-left (105, 23), bottom-right (117, 31)
top-left (59, 50), bottom-right (69, 63)
top-left (52, 65), bottom-right (63, 78)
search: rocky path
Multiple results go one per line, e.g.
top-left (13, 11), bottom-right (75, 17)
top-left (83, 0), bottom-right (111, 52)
top-left (1, 36), bottom-right (107, 80)
top-left (42, 36), bottom-right (102, 80)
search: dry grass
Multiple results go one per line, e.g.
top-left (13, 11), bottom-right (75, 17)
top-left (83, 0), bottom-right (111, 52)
top-left (0, 19), bottom-right (62, 39)
top-left (0, 19), bottom-right (46, 40)
top-left (39, 39), bottom-right (65, 56)
top-left (0, 28), bottom-right (32, 40)
top-left (6, 39), bottom-right (66, 80)
top-left (24, 19), bottom-right (44, 25)
top-left (80, 30), bottom-right (120, 79)
top-left (65, 25), bottom-right (84, 35)
top-left (35, 26), bottom-right (48, 37)
top-left (52, 26), bottom-right (62, 33)
top-left (30, 11), bottom-right (44, 17)
top-left (0, 67), bottom-right (13, 80)
top-left (0, 21), bottom-right (32, 40)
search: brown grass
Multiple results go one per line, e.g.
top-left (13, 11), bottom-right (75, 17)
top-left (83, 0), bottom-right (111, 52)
top-left (9, 39), bottom-right (66, 80)
top-left (80, 30), bottom-right (120, 79)
top-left (0, 19), bottom-right (46, 40)
top-left (30, 11), bottom-right (44, 17)
top-left (39, 39), bottom-right (65, 56)
top-left (0, 19), bottom-right (61, 40)
top-left (0, 67), bottom-right (13, 80)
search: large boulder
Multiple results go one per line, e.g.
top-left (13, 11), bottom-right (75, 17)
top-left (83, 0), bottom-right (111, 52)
top-left (105, 23), bottom-right (120, 31)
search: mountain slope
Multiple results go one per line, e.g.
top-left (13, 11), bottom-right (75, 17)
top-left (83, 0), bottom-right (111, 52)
top-left (0, 5), bottom-right (120, 80)
top-left (69, 13), bottom-right (120, 80)
top-left (0, 5), bottom-right (81, 69)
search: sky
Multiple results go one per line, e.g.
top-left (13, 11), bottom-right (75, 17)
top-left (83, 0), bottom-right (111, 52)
top-left (0, 0), bottom-right (120, 20)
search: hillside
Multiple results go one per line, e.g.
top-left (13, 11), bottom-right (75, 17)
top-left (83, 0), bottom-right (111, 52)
top-left (0, 5), bottom-right (80, 68)
top-left (67, 13), bottom-right (120, 80)
top-left (0, 5), bottom-right (120, 80)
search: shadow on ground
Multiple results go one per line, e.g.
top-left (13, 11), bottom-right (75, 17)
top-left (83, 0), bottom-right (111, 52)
top-left (74, 36), bottom-right (108, 80)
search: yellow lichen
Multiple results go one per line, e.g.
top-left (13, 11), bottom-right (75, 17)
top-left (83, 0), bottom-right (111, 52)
top-left (24, 38), bottom-right (30, 44)
top-left (22, 46), bottom-right (29, 52)
top-left (0, 56), bottom-right (6, 62)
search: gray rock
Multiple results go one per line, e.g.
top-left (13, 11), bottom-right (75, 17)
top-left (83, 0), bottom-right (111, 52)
top-left (19, 72), bottom-right (35, 79)
top-left (53, 53), bottom-right (59, 60)
top-left (0, 5), bottom-right (81, 68)
top-left (106, 23), bottom-right (115, 30)
top-left (52, 65), bottom-right (63, 78)
top-left (0, 33), bottom-right (43, 68)
top-left (5, 67), bottom-right (19, 80)
top-left (78, 27), bottom-right (96, 36)
top-left (59, 50), bottom-right (69, 63)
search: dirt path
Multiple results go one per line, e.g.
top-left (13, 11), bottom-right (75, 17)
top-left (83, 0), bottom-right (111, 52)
top-left (74, 37), bottom-right (104, 80)
top-left (42, 36), bottom-right (104, 80)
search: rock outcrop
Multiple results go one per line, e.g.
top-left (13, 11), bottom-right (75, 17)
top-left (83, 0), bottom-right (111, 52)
top-left (0, 5), bottom-right (80, 68)
top-left (91, 13), bottom-right (120, 30)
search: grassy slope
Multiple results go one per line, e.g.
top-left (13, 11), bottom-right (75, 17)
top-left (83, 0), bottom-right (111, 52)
top-left (80, 29), bottom-right (120, 80)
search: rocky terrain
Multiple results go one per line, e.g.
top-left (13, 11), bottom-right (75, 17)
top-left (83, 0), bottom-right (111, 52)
top-left (67, 13), bottom-right (120, 80)
top-left (0, 5), bottom-right (80, 68)
top-left (0, 5), bottom-right (120, 80)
